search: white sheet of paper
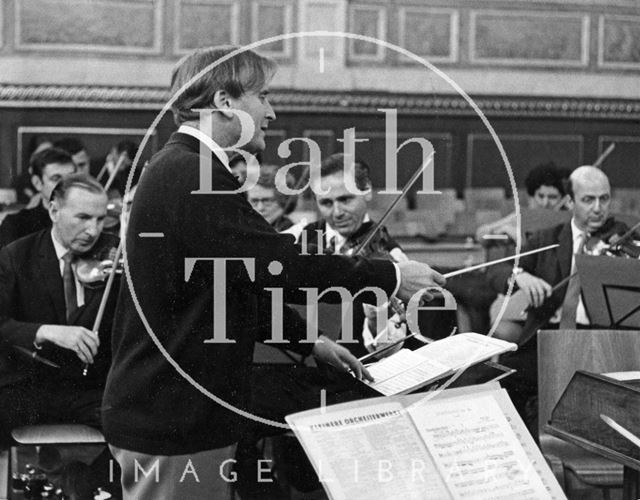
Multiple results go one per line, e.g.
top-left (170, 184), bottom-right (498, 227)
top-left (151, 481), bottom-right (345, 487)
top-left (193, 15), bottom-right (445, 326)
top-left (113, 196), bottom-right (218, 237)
top-left (366, 349), bottom-right (451, 395)
top-left (288, 401), bottom-right (451, 500)
top-left (408, 394), bottom-right (552, 500)
top-left (413, 333), bottom-right (516, 371)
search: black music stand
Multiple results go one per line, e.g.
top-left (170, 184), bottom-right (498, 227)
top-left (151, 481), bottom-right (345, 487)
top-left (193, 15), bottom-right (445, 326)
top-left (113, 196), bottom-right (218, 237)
top-left (577, 254), bottom-right (640, 328)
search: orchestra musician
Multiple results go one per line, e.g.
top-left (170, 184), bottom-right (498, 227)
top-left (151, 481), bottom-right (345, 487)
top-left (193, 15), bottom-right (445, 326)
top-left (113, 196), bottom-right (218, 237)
top-left (484, 163), bottom-right (571, 335)
top-left (247, 163), bottom-right (296, 232)
top-left (0, 148), bottom-right (76, 249)
top-left (54, 137), bottom-right (92, 175)
top-left (298, 153), bottom-right (409, 357)
top-left (101, 46), bottom-right (445, 499)
top-left (0, 173), bottom-right (116, 444)
top-left (486, 165), bottom-right (637, 434)
top-left (476, 162), bottom-right (570, 242)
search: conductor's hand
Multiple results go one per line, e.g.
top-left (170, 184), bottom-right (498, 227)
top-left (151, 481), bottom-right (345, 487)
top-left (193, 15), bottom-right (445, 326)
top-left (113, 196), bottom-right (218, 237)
top-left (35, 325), bottom-right (99, 364)
top-left (515, 272), bottom-right (552, 308)
top-left (396, 261), bottom-right (446, 303)
top-left (312, 335), bottom-right (373, 382)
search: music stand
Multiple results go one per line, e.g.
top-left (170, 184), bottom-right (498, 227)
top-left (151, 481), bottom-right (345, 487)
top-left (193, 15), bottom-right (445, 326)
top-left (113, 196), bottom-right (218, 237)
top-left (577, 254), bottom-right (640, 328)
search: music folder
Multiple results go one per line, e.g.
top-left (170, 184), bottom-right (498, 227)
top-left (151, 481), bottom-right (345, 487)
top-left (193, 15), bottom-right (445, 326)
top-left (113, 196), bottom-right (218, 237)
top-left (286, 384), bottom-right (566, 500)
top-left (576, 254), bottom-right (640, 328)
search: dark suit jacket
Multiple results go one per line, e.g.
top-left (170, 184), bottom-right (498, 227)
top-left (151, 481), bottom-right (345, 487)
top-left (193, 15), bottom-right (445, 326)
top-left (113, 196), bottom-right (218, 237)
top-left (0, 229), bottom-right (117, 389)
top-left (0, 204), bottom-right (51, 249)
top-left (487, 218), bottom-right (630, 337)
top-left (102, 132), bottom-right (397, 455)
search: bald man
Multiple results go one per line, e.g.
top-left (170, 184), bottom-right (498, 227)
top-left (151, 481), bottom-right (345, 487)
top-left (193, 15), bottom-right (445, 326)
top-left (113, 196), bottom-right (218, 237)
top-left (486, 166), bottom-right (633, 433)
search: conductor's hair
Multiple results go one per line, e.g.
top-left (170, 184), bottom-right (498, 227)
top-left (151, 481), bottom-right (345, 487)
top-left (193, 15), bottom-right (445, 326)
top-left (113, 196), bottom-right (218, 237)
top-left (50, 173), bottom-right (105, 204)
top-left (170, 46), bottom-right (277, 126)
top-left (320, 153), bottom-right (371, 191)
top-left (29, 147), bottom-right (75, 179)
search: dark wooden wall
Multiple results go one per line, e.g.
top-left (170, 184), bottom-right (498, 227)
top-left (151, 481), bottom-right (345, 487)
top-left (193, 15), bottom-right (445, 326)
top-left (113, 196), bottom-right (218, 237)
top-left (1, 105), bottom-right (639, 197)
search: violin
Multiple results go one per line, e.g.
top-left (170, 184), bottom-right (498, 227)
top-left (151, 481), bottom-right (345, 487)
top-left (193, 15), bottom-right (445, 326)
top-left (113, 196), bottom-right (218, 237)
top-left (75, 232), bottom-right (123, 285)
top-left (585, 218), bottom-right (640, 258)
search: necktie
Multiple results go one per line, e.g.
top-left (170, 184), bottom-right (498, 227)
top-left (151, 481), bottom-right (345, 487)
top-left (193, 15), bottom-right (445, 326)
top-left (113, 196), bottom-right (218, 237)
top-left (559, 233), bottom-right (586, 329)
top-left (62, 252), bottom-right (78, 322)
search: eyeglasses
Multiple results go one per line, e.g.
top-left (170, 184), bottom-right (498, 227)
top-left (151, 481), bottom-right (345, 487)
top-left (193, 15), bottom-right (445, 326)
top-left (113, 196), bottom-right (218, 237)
top-left (248, 197), bottom-right (277, 207)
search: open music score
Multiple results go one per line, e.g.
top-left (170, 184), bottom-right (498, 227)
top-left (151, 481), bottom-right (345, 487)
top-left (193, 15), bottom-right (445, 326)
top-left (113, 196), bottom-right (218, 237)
top-left (363, 333), bottom-right (517, 396)
top-left (287, 385), bottom-right (566, 500)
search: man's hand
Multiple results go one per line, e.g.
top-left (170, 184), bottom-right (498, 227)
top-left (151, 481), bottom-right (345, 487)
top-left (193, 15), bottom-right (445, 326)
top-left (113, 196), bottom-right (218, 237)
top-left (514, 272), bottom-right (552, 308)
top-left (312, 335), bottom-right (373, 382)
top-left (35, 325), bottom-right (99, 364)
top-left (396, 261), bottom-right (446, 303)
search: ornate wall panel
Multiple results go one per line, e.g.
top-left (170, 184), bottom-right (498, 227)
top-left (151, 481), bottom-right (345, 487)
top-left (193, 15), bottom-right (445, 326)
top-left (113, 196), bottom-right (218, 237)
top-left (470, 10), bottom-right (590, 67)
top-left (598, 15), bottom-right (640, 69)
top-left (398, 7), bottom-right (458, 63)
top-left (348, 4), bottom-right (386, 62)
top-left (15, 0), bottom-right (163, 54)
top-left (174, 0), bottom-right (239, 53)
top-left (298, 0), bottom-right (346, 61)
top-left (250, 0), bottom-right (293, 57)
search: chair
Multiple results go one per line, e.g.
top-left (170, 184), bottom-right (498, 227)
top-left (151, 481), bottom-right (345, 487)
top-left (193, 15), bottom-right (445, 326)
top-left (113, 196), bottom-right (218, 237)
top-left (538, 329), bottom-right (640, 498)
top-left (463, 187), bottom-right (507, 212)
top-left (1, 424), bottom-right (105, 499)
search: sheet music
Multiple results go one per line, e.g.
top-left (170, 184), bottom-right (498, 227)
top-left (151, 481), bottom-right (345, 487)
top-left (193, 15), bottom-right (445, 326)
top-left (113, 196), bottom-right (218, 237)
top-left (413, 333), bottom-right (517, 371)
top-left (287, 401), bottom-right (452, 500)
top-left (408, 394), bottom-right (553, 500)
top-left (492, 390), bottom-right (567, 500)
top-left (366, 349), bottom-right (451, 396)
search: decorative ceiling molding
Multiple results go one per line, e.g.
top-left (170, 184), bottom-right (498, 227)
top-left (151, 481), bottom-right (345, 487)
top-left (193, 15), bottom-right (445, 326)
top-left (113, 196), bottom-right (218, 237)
top-left (1, 84), bottom-right (640, 119)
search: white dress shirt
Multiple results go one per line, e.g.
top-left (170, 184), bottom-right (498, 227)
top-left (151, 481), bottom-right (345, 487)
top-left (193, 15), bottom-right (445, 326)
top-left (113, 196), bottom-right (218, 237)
top-left (555, 218), bottom-right (590, 325)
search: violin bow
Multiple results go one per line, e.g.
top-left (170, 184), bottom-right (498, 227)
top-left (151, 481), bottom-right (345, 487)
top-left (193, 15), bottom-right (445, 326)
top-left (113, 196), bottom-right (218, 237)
top-left (609, 220), bottom-right (640, 252)
top-left (442, 244), bottom-right (559, 279)
top-left (13, 345), bottom-right (61, 369)
top-left (82, 239), bottom-right (124, 376)
top-left (593, 143), bottom-right (615, 169)
top-left (98, 151), bottom-right (128, 184)
top-left (354, 151), bottom-right (435, 256)
top-left (103, 152), bottom-right (128, 191)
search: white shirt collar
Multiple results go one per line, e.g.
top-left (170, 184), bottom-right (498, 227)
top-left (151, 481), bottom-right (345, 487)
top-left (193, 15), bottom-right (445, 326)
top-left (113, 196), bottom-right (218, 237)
top-left (178, 124), bottom-right (232, 174)
top-left (324, 214), bottom-right (371, 249)
top-left (570, 217), bottom-right (589, 249)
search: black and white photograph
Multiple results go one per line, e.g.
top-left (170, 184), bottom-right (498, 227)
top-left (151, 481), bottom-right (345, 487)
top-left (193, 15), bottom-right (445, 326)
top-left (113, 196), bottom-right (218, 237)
top-left (1, 1), bottom-right (639, 499)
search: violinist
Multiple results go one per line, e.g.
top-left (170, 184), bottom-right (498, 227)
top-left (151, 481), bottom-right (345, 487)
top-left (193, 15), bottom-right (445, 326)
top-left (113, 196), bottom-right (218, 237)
top-left (0, 147), bottom-right (76, 249)
top-left (247, 163), bottom-right (296, 231)
top-left (0, 173), bottom-right (117, 446)
top-left (299, 153), bottom-right (409, 357)
top-left (476, 162), bottom-right (570, 242)
top-left (483, 163), bottom-right (570, 335)
top-left (54, 137), bottom-right (91, 175)
top-left (486, 165), bottom-right (633, 435)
